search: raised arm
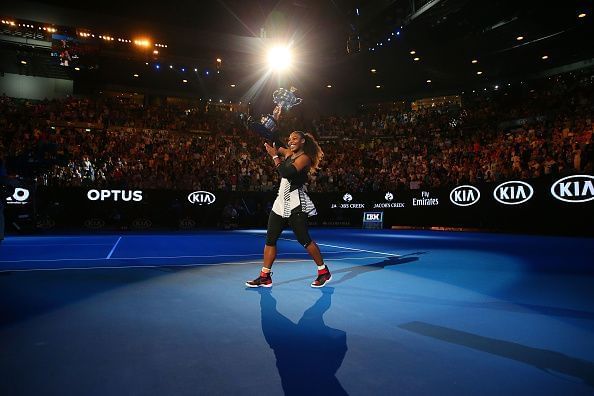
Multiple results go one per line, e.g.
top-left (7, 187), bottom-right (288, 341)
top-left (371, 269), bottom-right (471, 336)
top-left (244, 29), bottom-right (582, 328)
top-left (271, 105), bottom-right (289, 156)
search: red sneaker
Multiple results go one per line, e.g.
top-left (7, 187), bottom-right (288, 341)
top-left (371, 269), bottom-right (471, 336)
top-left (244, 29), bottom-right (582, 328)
top-left (311, 268), bottom-right (332, 288)
top-left (245, 273), bottom-right (273, 288)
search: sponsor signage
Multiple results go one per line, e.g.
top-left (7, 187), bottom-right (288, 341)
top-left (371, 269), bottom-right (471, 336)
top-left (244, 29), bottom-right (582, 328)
top-left (550, 175), bottom-right (594, 203)
top-left (188, 191), bottom-right (216, 205)
top-left (373, 192), bottom-right (405, 208)
top-left (362, 211), bottom-right (383, 229)
top-left (412, 191), bottom-right (439, 206)
top-left (6, 187), bottom-right (30, 205)
top-left (331, 192), bottom-right (365, 209)
top-left (449, 185), bottom-right (480, 207)
top-left (363, 212), bottom-right (383, 222)
top-left (493, 181), bottom-right (534, 205)
top-left (87, 189), bottom-right (143, 202)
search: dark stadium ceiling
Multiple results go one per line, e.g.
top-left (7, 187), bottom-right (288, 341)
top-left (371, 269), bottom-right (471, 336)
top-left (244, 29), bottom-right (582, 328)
top-left (3, 0), bottom-right (593, 103)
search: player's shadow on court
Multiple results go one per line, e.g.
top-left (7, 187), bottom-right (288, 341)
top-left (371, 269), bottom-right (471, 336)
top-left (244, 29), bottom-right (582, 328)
top-left (331, 253), bottom-right (422, 285)
top-left (274, 252), bottom-right (423, 287)
top-left (399, 321), bottom-right (594, 388)
top-left (257, 287), bottom-right (348, 395)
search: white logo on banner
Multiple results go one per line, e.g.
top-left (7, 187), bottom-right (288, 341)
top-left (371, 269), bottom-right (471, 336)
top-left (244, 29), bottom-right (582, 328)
top-left (450, 185), bottom-right (480, 207)
top-left (87, 189), bottom-right (143, 202)
top-left (413, 191), bottom-right (439, 206)
top-left (493, 181), bottom-right (534, 205)
top-left (6, 188), bottom-right (30, 205)
top-left (331, 193), bottom-right (364, 209)
top-left (188, 191), bottom-right (216, 205)
top-left (373, 192), bottom-right (405, 208)
top-left (550, 175), bottom-right (594, 203)
top-left (365, 213), bottom-right (382, 221)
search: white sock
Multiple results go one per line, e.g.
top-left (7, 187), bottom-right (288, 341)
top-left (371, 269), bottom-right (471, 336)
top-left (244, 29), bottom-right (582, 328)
top-left (317, 265), bottom-right (326, 271)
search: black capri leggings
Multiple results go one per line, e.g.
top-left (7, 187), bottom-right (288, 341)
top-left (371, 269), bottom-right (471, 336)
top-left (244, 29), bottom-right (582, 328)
top-left (266, 211), bottom-right (312, 248)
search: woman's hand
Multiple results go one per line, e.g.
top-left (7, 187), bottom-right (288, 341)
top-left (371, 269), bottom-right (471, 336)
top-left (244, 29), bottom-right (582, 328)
top-left (264, 142), bottom-right (278, 157)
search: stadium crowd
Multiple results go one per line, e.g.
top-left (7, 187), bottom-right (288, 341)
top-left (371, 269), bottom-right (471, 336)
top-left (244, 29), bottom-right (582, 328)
top-left (1, 71), bottom-right (592, 192)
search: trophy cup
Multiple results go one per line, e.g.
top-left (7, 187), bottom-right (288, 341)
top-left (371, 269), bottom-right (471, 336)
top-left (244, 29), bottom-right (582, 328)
top-left (247, 86), bottom-right (302, 143)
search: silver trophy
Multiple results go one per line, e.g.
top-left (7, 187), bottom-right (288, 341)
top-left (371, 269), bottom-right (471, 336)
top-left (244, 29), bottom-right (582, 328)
top-left (252, 86), bottom-right (303, 141)
top-left (272, 86), bottom-right (303, 111)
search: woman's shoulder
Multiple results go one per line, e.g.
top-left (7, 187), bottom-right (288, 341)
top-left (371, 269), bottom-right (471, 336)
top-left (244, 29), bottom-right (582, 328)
top-left (291, 152), bottom-right (311, 162)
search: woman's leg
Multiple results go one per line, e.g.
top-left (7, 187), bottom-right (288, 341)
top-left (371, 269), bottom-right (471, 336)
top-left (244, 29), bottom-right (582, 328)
top-left (289, 212), bottom-right (332, 287)
top-left (246, 211), bottom-right (284, 287)
top-left (305, 241), bottom-right (324, 266)
top-left (263, 211), bottom-right (284, 269)
top-left (263, 244), bottom-right (276, 270)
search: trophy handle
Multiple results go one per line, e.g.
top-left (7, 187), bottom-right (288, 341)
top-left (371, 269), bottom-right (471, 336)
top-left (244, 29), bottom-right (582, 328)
top-left (272, 90), bottom-right (281, 102)
top-left (293, 97), bottom-right (302, 106)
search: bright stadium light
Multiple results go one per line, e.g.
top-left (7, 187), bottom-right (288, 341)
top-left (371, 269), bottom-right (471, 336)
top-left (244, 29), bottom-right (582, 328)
top-left (267, 45), bottom-right (293, 72)
top-left (134, 38), bottom-right (151, 47)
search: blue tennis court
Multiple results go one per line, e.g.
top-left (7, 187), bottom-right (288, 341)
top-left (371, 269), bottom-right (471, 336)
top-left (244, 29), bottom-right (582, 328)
top-left (1, 229), bottom-right (593, 395)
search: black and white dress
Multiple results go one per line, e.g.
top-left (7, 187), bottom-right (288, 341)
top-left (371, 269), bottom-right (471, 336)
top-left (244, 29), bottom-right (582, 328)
top-left (271, 156), bottom-right (317, 218)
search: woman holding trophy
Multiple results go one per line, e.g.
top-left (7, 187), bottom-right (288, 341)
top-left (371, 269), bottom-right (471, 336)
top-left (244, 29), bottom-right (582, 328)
top-left (245, 88), bottom-right (332, 288)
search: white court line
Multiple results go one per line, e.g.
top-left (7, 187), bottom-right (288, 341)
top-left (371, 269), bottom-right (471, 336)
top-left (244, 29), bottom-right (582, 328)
top-left (106, 237), bottom-right (122, 259)
top-left (0, 255), bottom-right (389, 273)
top-left (279, 237), bottom-right (400, 257)
top-left (1, 243), bottom-right (114, 247)
top-left (3, 236), bottom-right (115, 240)
top-left (110, 250), bottom-right (350, 260)
top-left (0, 250), bottom-right (356, 264)
top-left (0, 257), bottom-right (107, 264)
